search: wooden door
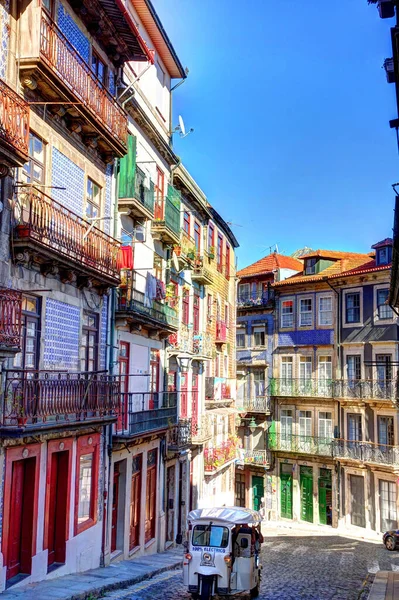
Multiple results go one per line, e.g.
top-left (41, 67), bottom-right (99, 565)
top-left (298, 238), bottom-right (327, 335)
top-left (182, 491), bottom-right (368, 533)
top-left (300, 466), bottom-right (313, 523)
top-left (111, 463), bottom-right (120, 552)
top-left (252, 476), bottom-right (264, 511)
top-left (47, 451), bottom-right (68, 566)
top-left (118, 342), bottom-right (130, 431)
top-left (180, 373), bottom-right (188, 418)
top-left (7, 458), bottom-right (35, 580)
top-left (191, 374), bottom-right (198, 431)
top-left (166, 466), bottom-right (175, 542)
top-left (129, 456), bottom-right (142, 550)
top-left (145, 465), bottom-right (157, 543)
top-left (318, 469), bottom-right (332, 526)
top-left (235, 473), bottom-right (246, 507)
top-left (350, 474), bottom-right (365, 528)
top-left (280, 464), bottom-right (293, 519)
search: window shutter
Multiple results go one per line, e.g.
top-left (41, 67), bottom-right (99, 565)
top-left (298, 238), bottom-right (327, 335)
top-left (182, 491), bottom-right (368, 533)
top-left (119, 134), bottom-right (136, 199)
top-left (167, 183), bottom-right (181, 209)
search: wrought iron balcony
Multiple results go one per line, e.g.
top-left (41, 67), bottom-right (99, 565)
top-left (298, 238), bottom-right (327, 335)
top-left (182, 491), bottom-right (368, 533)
top-left (2, 370), bottom-right (119, 431)
top-left (115, 391), bottom-right (178, 438)
top-left (216, 320), bottom-right (227, 343)
top-left (270, 378), bottom-right (334, 398)
top-left (0, 288), bottom-right (22, 354)
top-left (191, 414), bottom-right (212, 445)
top-left (117, 286), bottom-right (178, 333)
top-left (236, 395), bottom-right (271, 414)
top-left (332, 439), bottom-right (399, 466)
top-left (236, 449), bottom-right (270, 468)
top-left (18, 9), bottom-right (127, 157)
top-left (204, 438), bottom-right (238, 474)
top-left (152, 197), bottom-right (181, 245)
top-left (167, 418), bottom-right (192, 451)
top-left (13, 188), bottom-right (121, 288)
top-left (168, 328), bottom-right (213, 358)
top-left (237, 290), bottom-right (275, 310)
top-left (118, 163), bottom-right (155, 220)
top-left (205, 377), bottom-right (234, 403)
top-left (191, 257), bottom-right (214, 285)
top-left (268, 433), bottom-right (333, 457)
top-left (0, 78), bottom-right (29, 168)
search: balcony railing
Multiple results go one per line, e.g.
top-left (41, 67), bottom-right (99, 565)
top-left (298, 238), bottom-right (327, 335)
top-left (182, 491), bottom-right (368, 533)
top-left (117, 287), bottom-right (178, 330)
top-left (3, 370), bottom-right (119, 428)
top-left (216, 320), bottom-right (227, 342)
top-left (13, 188), bottom-right (121, 285)
top-left (205, 377), bottom-right (234, 402)
top-left (268, 433), bottom-right (333, 457)
top-left (116, 391), bottom-right (178, 437)
top-left (191, 414), bottom-right (212, 444)
top-left (0, 288), bottom-right (22, 350)
top-left (0, 78), bottom-right (29, 166)
top-left (36, 11), bottom-right (127, 152)
top-left (118, 162), bottom-right (155, 218)
top-left (152, 197), bottom-right (181, 243)
top-left (332, 439), bottom-right (399, 465)
top-left (237, 449), bottom-right (270, 467)
top-left (204, 438), bottom-right (238, 474)
top-left (237, 290), bottom-right (275, 309)
top-left (192, 257), bottom-right (214, 285)
top-left (270, 378), bottom-right (399, 402)
top-left (167, 418), bottom-right (192, 450)
top-left (168, 328), bottom-right (213, 357)
top-left (236, 395), bottom-right (270, 413)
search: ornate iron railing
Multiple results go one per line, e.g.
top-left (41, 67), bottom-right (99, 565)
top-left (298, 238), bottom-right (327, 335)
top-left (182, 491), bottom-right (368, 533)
top-left (332, 439), bottom-right (399, 465)
top-left (0, 288), bottom-right (22, 349)
top-left (236, 395), bottom-right (270, 413)
top-left (204, 439), bottom-right (238, 473)
top-left (216, 320), bottom-right (227, 342)
top-left (268, 433), bottom-right (333, 456)
top-left (192, 257), bottom-right (214, 284)
top-left (270, 378), bottom-right (334, 398)
top-left (14, 188), bottom-right (121, 282)
top-left (237, 290), bottom-right (275, 309)
top-left (40, 11), bottom-right (127, 145)
top-left (153, 197), bottom-right (180, 236)
top-left (134, 166), bottom-right (154, 215)
top-left (168, 328), bottom-right (213, 357)
top-left (191, 414), bottom-right (212, 444)
top-left (117, 287), bottom-right (178, 328)
top-left (3, 370), bottom-right (119, 427)
top-left (270, 378), bottom-right (399, 402)
top-left (116, 391), bottom-right (178, 436)
top-left (237, 449), bottom-right (270, 466)
top-left (0, 78), bottom-right (29, 158)
top-left (167, 418), bottom-right (192, 450)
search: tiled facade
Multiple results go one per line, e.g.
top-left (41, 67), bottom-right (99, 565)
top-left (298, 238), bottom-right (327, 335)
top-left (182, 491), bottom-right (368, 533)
top-left (51, 147), bottom-right (85, 215)
top-left (43, 299), bottom-right (80, 370)
top-left (57, 3), bottom-right (90, 62)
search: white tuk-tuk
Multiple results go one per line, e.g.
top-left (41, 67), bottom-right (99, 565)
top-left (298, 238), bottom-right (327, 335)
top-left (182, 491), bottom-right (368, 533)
top-left (182, 506), bottom-right (263, 600)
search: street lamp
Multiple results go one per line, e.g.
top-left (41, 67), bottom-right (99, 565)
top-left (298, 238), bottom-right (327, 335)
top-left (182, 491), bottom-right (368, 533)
top-left (249, 417), bottom-right (257, 433)
top-left (176, 355), bottom-right (192, 372)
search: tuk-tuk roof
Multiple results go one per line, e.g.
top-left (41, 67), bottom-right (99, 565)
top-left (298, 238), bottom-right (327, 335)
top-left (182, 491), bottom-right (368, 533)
top-left (188, 506), bottom-right (262, 525)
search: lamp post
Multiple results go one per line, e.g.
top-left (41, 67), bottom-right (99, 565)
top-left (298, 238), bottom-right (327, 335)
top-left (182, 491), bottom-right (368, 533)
top-left (176, 354), bottom-right (192, 372)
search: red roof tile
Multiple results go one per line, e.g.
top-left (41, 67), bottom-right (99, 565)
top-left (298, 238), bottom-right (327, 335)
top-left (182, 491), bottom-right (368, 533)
top-left (297, 249), bottom-right (374, 260)
top-left (237, 253), bottom-right (303, 278)
top-left (371, 238), bottom-right (393, 249)
top-left (329, 258), bottom-right (391, 279)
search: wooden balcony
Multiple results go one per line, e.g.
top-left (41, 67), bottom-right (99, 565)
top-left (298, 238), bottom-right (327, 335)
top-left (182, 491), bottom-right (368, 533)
top-left (2, 370), bottom-right (119, 433)
top-left (269, 434), bottom-right (333, 457)
top-left (118, 159), bottom-right (155, 220)
top-left (191, 257), bottom-right (214, 285)
top-left (152, 197), bottom-right (181, 245)
top-left (0, 79), bottom-right (29, 168)
top-left (114, 391), bottom-right (178, 440)
top-left (18, 8), bottom-right (127, 158)
top-left (0, 289), bottom-right (22, 356)
top-left (117, 286), bottom-right (178, 335)
top-left (332, 439), bottom-right (399, 466)
top-left (12, 188), bottom-right (121, 289)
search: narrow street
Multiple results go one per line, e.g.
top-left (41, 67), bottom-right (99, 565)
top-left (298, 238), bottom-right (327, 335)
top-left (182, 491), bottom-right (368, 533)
top-left (104, 534), bottom-right (398, 600)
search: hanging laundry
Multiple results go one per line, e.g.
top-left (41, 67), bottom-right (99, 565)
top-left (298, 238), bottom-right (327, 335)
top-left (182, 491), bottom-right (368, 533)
top-left (117, 246), bottom-right (133, 270)
top-left (156, 278), bottom-right (166, 300)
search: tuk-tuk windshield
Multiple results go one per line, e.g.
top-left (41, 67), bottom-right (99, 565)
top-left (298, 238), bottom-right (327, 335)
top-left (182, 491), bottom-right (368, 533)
top-left (192, 525), bottom-right (229, 548)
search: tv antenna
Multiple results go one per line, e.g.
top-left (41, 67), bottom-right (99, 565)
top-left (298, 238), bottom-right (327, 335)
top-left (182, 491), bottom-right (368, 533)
top-left (172, 115), bottom-right (194, 138)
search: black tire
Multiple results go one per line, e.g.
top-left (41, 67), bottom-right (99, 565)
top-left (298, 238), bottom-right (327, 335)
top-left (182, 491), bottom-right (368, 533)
top-left (200, 577), bottom-right (212, 600)
top-left (385, 535), bottom-right (397, 551)
top-left (250, 583), bottom-right (260, 598)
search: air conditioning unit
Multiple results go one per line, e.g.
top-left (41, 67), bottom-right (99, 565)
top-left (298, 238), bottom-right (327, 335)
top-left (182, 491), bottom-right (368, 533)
top-left (377, 0), bottom-right (395, 19)
top-left (384, 58), bottom-right (396, 83)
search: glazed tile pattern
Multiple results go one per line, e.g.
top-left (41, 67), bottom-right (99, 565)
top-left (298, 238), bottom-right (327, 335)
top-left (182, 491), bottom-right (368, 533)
top-left (100, 295), bottom-right (108, 370)
top-left (0, 0), bottom-right (10, 80)
top-left (57, 3), bottom-right (90, 63)
top-left (44, 298), bottom-right (80, 370)
top-left (51, 147), bottom-right (84, 216)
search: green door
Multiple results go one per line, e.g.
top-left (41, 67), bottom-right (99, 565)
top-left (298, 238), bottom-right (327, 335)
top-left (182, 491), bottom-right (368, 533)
top-left (252, 476), bottom-right (264, 511)
top-left (300, 466), bottom-right (313, 523)
top-left (318, 468), bottom-right (332, 526)
top-left (280, 464), bottom-right (293, 519)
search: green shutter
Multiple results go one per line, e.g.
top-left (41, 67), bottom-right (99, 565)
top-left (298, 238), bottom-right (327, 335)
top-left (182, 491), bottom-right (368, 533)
top-left (268, 420), bottom-right (276, 450)
top-left (119, 134), bottom-right (136, 199)
top-left (167, 183), bottom-right (181, 209)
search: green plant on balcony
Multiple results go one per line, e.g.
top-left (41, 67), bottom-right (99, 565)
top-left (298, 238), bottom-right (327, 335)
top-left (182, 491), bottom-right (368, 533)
top-left (208, 246), bottom-right (215, 259)
top-left (187, 246), bottom-right (196, 260)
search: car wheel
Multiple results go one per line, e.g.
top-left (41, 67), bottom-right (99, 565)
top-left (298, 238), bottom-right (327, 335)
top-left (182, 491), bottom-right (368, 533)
top-left (250, 583), bottom-right (260, 598)
top-left (385, 535), bottom-right (397, 551)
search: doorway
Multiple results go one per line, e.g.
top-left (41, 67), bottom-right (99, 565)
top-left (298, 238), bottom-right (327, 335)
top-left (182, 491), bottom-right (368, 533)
top-left (47, 451), bottom-right (69, 568)
top-left (130, 455), bottom-right (142, 551)
top-left (111, 463), bottom-right (120, 553)
top-left (280, 463), bottom-right (293, 519)
top-left (7, 458), bottom-right (36, 580)
top-left (300, 466), bottom-right (313, 523)
top-left (350, 474), bottom-right (366, 528)
top-left (318, 468), bottom-right (332, 526)
top-left (252, 475), bottom-right (264, 511)
top-left (166, 465), bottom-right (176, 542)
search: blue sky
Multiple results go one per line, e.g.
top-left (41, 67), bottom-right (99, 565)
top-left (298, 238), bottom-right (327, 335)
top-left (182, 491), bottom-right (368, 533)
top-left (155, 0), bottom-right (398, 269)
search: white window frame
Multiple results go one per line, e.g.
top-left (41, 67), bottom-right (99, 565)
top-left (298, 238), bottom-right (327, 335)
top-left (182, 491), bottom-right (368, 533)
top-left (378, 247), bottom-right (389, 265)
top-left (373, 284), bottom-right (395, 324)
top-left (253, 325), bottom-right (266, 348)
top-left (318, 411), bottom-right (333, 440)
top-left (299, 296), bottom-right (313, 327)
top-left (281, 297), bottom-right (294, 329)
top-left (343, 287), bottom-right (363, 328)
top-left (236, 328), bottom-right (246, 349)
top-left (318, 294), bottom-right (333, 327)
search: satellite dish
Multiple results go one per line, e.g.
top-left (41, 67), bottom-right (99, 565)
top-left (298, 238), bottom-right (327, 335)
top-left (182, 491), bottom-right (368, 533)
top-left (178, 115), bottom-right (186, 136)
top-left (172, 251), bottom-right (179, 272)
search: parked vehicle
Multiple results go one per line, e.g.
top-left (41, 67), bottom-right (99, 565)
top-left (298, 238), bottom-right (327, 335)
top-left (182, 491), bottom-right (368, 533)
top-left (181, 506), bottom-right (263, 599)
top-left (383, 530), bottom-right (399, 550)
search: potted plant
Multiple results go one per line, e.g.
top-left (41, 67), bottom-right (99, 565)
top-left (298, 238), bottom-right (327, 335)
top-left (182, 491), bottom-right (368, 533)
top-left (187, 246), bottom-right (195, 260)
top-left (173, 245), bottom-right (182, 256)
top-left (208, 245), bottom-right (215, 259)
top-left (11, 394), bottom-right (27, 427)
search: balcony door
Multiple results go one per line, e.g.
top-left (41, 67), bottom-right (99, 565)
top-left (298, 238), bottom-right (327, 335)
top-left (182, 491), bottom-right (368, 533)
top-left (129, 455), bottom-right (142, 551)
top-left (118, 342), bottom-right (130, 432)
top-left (299, 411), bottom-right (312, 452)
top-left (180, 372), bottom-right (188, 418)
top-left (253, 371), bottom-right (265, 403)
top-left (379, 480), bottom-right (397, 532)
top-left (149, 349), bottom-right (160, 410)
top-left (280, 409), bottom-right (293, 450)
top-left (154, 167), bottom-right (164, 219)
top-left (193, 291), bottom-right (200, 333)
top-left (350, 474), bottom-right (365, 528)
top-left (299, 357), bottom-right (312, 394)
top-left (347, 414), bottom-right (362, 441)
top-left (192, 373), bottom-right (198, 432)
top-left (81, 312), bottom-right (99, 373)
top-left (318, 356), bottom-right (332, 395)
top-left (13, 295), bottom-right (41, 372)
top-left (281, 357), bottom-right (293, 394)
top-left (376, 355), bottom-right (392, 396)
top-left (378, 416), bottom-right (394, 447)
top-left (347, 355), bottom-right (361, 388)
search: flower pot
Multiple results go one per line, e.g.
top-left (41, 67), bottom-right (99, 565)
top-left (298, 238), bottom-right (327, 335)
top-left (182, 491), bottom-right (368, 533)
top-left (187, 251), bottom-right (195, 260)
top-left (208, 252), bottom-right (215, 260)
top-left (174, 246), bottom-right (182, 256)
top-left (17, 416), bottom-right (27, 427)
top-left (15, 224), bottom-right (30, 238)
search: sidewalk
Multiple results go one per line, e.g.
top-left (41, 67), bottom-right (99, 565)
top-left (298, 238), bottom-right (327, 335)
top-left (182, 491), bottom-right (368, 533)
top-left (367, 571), bottom-right (399, 600)
top-left (1, 549), bottom-right (183, 600)
top-left (261, 520), bottom-right (382, 544)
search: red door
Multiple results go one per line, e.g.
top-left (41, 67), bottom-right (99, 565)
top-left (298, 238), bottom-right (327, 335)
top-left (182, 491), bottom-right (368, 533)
top-left (193, 292), bottom-right (200, 334)
top-left (192, 373), bottom-right (198, 432)
top-left (149, 349), bottom-right (160, 410)
top-left (154, 168), bottom-right (164, 219)
top-left (130, 456), bottom-right (142, 550)
top-left (47, 452), bottom-right (68, 566)
top-left (145, 465), bottom-right (156, 543)
top-left (7, 458), bottom-right (36, 580)
top-left (180, 373), bottom-right (188, 418)
top-left (111, 463), bottom-right (120, 552)
top-left (118, 342), bottom-right (130, 431)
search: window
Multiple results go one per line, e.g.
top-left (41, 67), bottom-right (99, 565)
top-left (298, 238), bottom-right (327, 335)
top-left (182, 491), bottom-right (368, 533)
top-left (254, 371), bottom-right (265, 396)
top-left (182, 288), bottom-right (189, 325)
top-left (155, 61), bottom-right (166, 118)
top-left (225, 243), bottom-right (230, 279)
top-left (91, 51), bottom-right (106, 85)
top-left (348, 414), bottom-right (362, 441)
top-left (208, 224), bottom-right (215, 252)
top-left (299, 298), bottom-right (312, 327)
top-left (376, 355), bottom-right (392, 385)
top-left (193, 291), bottom-right (200, 332)
top-left (347, 355), bottom-right (361, 382)
top-left (217, 234), bottom-right (223, 272)
top-left (238, 283), bottom-right (250, 303)
top-left (86, 178), bottom-right (101, 220)
top-left (42, 0), bottom-right (54, 15)
top-left (378, 247), bottom-right (389, 265)
top-left (183, 211), bottom-right (190, 235)
top-left (299, 356), bottom-right (312, 393)
top-left (207, 294), bottom-right (213, 320)
top-left (378, 416), bottom-right (394, 446)
top-left (299, 410), bottom-right (312, 437)
top-left (253, 327), bottom-right (265, 347)
top-left (377, 288), bottom-right (392, 320)
top-left (154, 168), bottom-right (164, 219)
top-left (318, 412), bottom-right (333, 440)
top-left (81, 312), bottom-right (99, 372)
top-left (194, 221), bottom-right (201, 252)
top-left (225, 303), bottom-right (229, 328)
top-left (145, 449), bottom-right (157, 543)
top-left (379, 480), bottom-right (397, 531)
top-left (345, 292), bottom-right (360, 324)
top-left (75, 434), bottom-right (100, 534)
top-left (192, 525), bottom-right (229, 548)
top-left (305, 258), bottom-right (317, 275)
top-left (319, 296), bottom-right (333, 326)
top-left (236, 329), bottom-right (245, 348)
top-left (22, 132), bottom-right (45, 184)
top-left (13, 295), bottom-right (41, 370)
top-left (281, 300), bottom-right (294, 328)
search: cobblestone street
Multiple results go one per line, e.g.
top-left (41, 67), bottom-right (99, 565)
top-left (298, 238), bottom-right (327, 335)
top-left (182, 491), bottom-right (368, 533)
top-left (104, 534), bottom-right (399, 600)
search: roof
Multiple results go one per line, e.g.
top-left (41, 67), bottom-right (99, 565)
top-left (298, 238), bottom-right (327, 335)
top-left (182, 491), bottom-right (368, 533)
top-left (188, 507), bottom-right (262, 525)
top-left (274, 253), bottom-right (373, 287)
top-left (237, 253), bottom-right (303, 278)
top-left (329, 258), bottom-right (391, 279)
top-left (132, 0), bottom-right (186, 78)
top-left (208, 207), bottom-right (239, 248)
top-left (371, 238), bottom-right (393, 249)
top-left (298, 249), bottom-right (374, 260)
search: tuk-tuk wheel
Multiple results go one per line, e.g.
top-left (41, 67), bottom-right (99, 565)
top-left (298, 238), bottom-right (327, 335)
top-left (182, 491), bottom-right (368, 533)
top-left (250, 583), bottom-right (260, 598)
top-left (200, 577), bottom-right (212, 600)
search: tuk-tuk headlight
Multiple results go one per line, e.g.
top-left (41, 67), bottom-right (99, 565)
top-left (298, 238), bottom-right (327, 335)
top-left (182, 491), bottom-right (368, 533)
top-left (185, 553), bottom-right (192, 562)
top-left (224, 554), bottom-right (232, 566)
